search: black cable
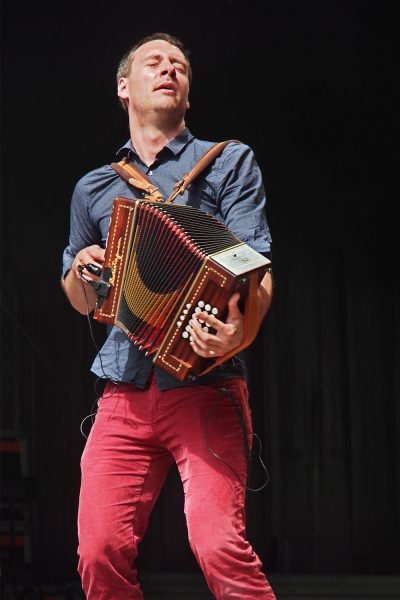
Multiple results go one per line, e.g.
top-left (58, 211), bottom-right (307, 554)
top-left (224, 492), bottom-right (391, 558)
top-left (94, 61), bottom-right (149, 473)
top-left (204, 385), bottom-right (270, 492)
top-left (79, 274), bottom-right (117, 383)
top-left (78, 274), bottom-right (119, 438)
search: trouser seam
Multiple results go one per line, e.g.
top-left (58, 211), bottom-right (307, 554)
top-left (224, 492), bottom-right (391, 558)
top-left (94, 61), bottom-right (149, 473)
top-left (130, 456), bottom-right (152, 546)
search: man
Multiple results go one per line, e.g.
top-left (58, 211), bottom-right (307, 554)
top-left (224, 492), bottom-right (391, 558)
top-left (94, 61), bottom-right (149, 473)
top-left (62, 32), bottom-right (276, 600)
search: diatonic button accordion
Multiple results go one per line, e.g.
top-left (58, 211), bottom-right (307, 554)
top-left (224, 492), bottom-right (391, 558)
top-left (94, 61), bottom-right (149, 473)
top-left (93, 197), bottom-right (271, 381)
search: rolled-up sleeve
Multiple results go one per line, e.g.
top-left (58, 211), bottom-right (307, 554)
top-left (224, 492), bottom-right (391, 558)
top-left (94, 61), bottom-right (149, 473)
top-left (215, 143), bottom-right (272, 254)
top-left (61, 178), bottom-right (101, 277)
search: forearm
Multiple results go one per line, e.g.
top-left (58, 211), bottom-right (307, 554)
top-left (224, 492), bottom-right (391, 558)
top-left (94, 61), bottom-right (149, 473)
top-left (239, 269), bottom-right (273, 350)
top-left (258, 270), bottom-right (273, 323)
top-left (61, 270), bottom-right (97, 315)
top-left (61, 244), bottom-right (105, 315)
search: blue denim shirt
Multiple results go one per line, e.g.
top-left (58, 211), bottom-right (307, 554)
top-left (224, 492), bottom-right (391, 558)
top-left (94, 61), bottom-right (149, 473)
top-left (62, 128), bottom-right (272, 389)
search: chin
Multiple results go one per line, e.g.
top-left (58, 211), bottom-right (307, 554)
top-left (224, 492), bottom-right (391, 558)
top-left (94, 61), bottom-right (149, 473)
top-left (155, 102), bottom-right (186, 115)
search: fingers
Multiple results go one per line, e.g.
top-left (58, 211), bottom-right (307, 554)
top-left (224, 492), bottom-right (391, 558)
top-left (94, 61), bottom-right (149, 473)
top-left (228, 291), bottom-right (241, 310)
top-left (189, 310), bottom-right (241, 358)
top-left (227, 291), bottom-right (243, 318)
top-left (190, 320), bottom-right (219, 358)
top-left (192, 311), bottom-right (222, 332)
top-left (88, 245), bottom-right (106, 261)
top-left (188, 290), bottom-right (245, 359)
top-left (72, 245), bottom-right (105, 280)
top-left (189, 317), bottom-right (218, 354)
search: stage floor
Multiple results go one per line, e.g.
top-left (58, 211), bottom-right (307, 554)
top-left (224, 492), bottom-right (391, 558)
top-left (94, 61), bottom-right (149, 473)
top-left (142, 573), bottom-right (400, 599)
top-left (2, 574), bottom-right (400, 599)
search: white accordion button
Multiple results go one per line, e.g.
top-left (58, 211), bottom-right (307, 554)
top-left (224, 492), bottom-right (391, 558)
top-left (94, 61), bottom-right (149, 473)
top-left (194, 307), bottom-right (201, 313)
top-left (182, 331), bottom-right (189, 338)
top-left (185, 325), bottom-right (192, 332)
top-left (177, 321), bottom-right (182, 327)
top-left (205, 304), bottom-right (211, 312)
top-left (198, 301), bottom-right (205, 308)
top-left (211, 307), bottom-right (218, 315)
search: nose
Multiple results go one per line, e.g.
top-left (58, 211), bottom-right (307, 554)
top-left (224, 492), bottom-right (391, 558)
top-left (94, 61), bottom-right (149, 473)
top-left (160, 61), bottom-right (177, 79)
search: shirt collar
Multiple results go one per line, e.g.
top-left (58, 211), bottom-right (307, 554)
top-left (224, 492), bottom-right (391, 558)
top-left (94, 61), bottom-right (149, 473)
top-left (115, 127), bottom-right (194, 160)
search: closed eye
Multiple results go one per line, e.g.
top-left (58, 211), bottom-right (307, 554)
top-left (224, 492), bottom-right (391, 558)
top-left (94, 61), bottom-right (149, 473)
top-left (174, 62), bottom-right (187, 73)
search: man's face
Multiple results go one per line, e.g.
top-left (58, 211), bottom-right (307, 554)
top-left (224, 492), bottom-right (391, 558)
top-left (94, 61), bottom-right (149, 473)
top-left (118, 39), bottom-right (190, 119)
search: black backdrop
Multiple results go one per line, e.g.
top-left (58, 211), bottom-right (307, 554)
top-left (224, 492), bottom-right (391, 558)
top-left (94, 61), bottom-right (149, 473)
top-left (1, 0), bottom-right (399, 585)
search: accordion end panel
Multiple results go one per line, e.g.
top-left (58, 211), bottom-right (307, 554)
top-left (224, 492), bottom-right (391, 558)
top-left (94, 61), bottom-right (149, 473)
top-left (93, 197), bottom-right (137, 325)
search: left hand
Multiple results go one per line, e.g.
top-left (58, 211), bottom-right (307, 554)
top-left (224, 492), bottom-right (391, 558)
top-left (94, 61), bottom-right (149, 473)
top-left (190, 292), bottom-right (244, 358)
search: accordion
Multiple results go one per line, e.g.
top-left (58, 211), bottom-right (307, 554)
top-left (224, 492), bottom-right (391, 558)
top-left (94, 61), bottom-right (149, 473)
top-left (93, 197), bottom-right (270, 381)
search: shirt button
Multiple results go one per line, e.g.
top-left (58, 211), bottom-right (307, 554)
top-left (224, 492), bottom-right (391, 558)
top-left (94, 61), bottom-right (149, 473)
top-left (148, 170), bottom-right (153, 175)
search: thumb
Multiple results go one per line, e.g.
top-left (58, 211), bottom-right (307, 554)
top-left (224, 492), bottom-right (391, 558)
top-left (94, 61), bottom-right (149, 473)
top-left (226, 291), bottom-right (243, 322)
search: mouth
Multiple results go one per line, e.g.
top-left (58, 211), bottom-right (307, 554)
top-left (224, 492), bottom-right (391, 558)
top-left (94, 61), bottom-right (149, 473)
top-left (154, 81), bottom-right (177, 93)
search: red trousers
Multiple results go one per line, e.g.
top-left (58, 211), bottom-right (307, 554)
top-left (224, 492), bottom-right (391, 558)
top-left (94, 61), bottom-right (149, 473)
top-left (77, 374), bottom-right (276, 599)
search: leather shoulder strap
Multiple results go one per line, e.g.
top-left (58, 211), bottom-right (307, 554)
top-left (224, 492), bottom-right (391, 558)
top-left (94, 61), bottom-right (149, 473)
top-left (110, 157), bottom-right (164, 202)
top-left (110, 139), bottom-right (240, 203)
top-left (166, 139), bottom-right (240, 203)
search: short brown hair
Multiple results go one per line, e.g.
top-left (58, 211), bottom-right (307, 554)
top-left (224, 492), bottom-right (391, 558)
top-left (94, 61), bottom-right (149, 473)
top-left (116, 32), bottom-right (192, 111)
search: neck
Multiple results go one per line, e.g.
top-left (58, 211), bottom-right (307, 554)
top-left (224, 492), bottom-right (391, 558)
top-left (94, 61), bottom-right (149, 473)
top-left (129, 113), bottom-right (186, 166)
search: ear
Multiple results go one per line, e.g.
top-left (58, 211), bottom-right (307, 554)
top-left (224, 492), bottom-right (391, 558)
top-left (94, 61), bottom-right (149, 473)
top-left (117, 77), bottom-right (129, 102)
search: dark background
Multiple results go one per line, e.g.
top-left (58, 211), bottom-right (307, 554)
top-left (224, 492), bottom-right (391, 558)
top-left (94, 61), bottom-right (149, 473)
top-left (1, 0), bottom-right (399, 588)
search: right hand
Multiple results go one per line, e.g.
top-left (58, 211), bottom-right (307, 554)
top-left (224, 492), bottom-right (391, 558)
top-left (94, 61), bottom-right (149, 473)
top-left (71, 245), bottom-right (105, 282)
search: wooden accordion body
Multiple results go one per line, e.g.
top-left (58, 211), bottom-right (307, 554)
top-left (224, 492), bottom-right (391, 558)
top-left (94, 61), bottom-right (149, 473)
top-left (94, 197), bottom-right (271, 381)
